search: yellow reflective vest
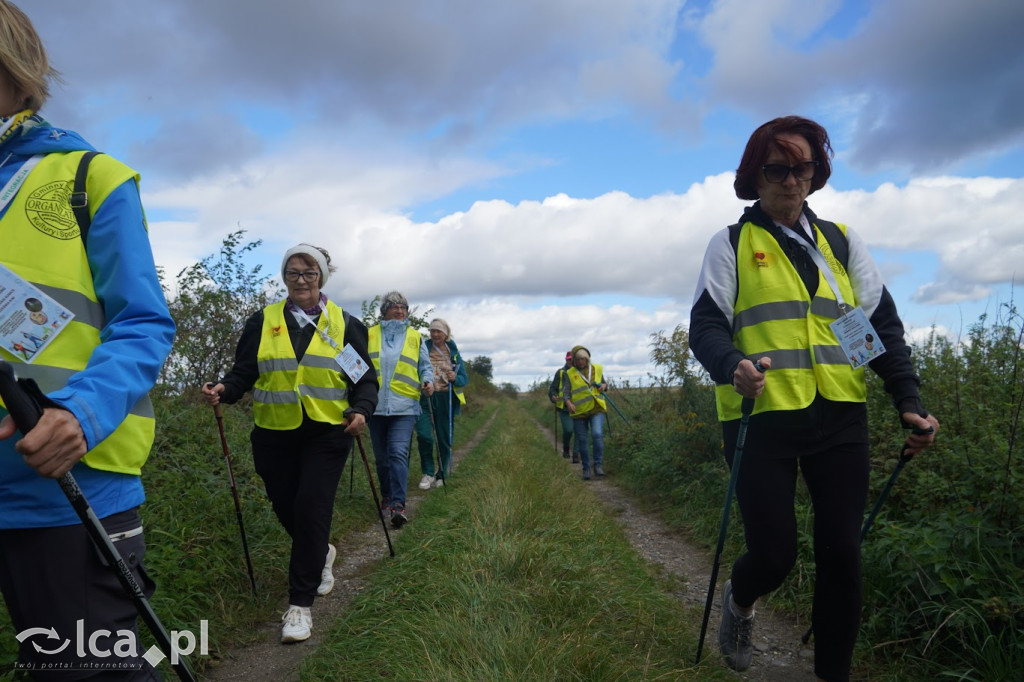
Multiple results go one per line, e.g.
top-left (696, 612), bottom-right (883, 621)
top-left (367, 324), bottom-right (422, 399)
top-left (567, 363), bottom-right (606, 418)
top-left (715, 221), bottom-right (865, 421)
top-left (0, 151), bottom-right (155, 474)
top-left (553, 368), bottom-right (568, 410)
top-left (253, 300), bottom-right (350, 429)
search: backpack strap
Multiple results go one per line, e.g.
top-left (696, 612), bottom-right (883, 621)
top-left (69, 151), bottom-right (101, 246)
top-left (813, 218), bottom-right (850, 270)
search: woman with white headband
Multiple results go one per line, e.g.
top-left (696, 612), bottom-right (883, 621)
top-left (202, 243), bottom-right (378, 644)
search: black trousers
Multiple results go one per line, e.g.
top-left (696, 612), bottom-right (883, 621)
top-left (251, 421), bottom-right (350, 607)
top-left (724, 420), bottom-right (870, 682)
top-left (0, 507), bottom-right (162, 680)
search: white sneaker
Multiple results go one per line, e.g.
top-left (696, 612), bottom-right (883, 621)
top-left (281, 605), bottom-right (312, 643)
top-left (317, 544), bottom-right (336, 596)
top-left (418, 475), bottom-right (434, 490)
top-left (432, 476), bottom-right (445, 488)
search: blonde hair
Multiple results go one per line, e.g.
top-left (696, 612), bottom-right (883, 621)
top-left (0, 1), bottom-right (59, 111)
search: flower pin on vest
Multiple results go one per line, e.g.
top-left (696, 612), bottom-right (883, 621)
top-left (272, 325), bottom-right (282, 337)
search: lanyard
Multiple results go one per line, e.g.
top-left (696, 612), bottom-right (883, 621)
top-left (0, 154), bottom-right (43, 214)
top-left (779, 217), bottom-right (850, 313)
top-left (291, 305), bottom-right (339, 351)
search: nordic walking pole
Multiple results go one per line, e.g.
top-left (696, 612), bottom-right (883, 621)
top-left (0, 361), bottom-right (197, 682)
top-left (426, 394), bottom-right (447, 494)
top-left (354, 434), bottom-right (395, 557)
top-left (582, 374), bottom-right (630, 425)
top-left (349, 451), bottom-right (354, 498)
top-left (800, 423), bottom-right (934, 644)
top-left (447, 372), bottom-right (455, 481)
top-left (554, 404), bottom-right (559, 454)
top-left (696, 361), bottom-right (765, 664)
top-left (211, 400), bottom-right (258, 597)
top-left (602, 392), bottom-right (630, 425)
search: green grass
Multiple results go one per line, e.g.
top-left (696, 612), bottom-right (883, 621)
top-left (301, 400), bottom-right (729, 681)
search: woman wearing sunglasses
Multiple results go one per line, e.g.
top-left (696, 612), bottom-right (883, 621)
top-left (689, 116), bottom-right (939, 681)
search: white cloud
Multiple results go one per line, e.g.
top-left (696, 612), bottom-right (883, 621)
top-left (145, 156), bottom-right (1024, 387)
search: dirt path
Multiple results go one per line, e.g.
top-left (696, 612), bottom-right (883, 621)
top-left (201, 409), bottom-right (819, 681)
top-left (200, 413), bottom-right (496, 681)
top-left (528, 412), bottom-right (820, 682)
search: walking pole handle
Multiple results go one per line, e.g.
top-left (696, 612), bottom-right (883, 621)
top-left (899, 424), bottom-right (935, 462)
top-left (0, 361), bottom-right (42, 431)
top-left (0, 361), bottom-right (197, 681)
top-left (738, 361), bottom-right (766, 416)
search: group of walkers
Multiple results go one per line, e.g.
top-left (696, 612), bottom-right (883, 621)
top-left (202, 265), bottom-right (468, 644)
top-left (0, 2), bottom-right (942, 679)
top-left (547, 346), bottom-right (609, 480)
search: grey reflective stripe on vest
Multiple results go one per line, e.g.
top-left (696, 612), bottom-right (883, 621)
top-left (253, 387), bottom-right (299, 404)
top-left (399, 353), bottom-right (417, 367)
top-left (744, 345), bottom-right (846, 369)
top-left (368, 351), bottom-right (380, 360)
top-left (573, 392), bottom-right (595, 408)
top-left (300, 354), bottom-right (340, 370)
top-left (747, 348), bottom-right (812, 371)
top-left (35, 283), bottom-right (105, 330)
top-left (13, 363), bottom-right (155, 418)
top-left (813, 344), bottom-right (850, 365)
top-left (570, 385), bottom-right (591, 399)
top-left (810, 296), bottom-right (843, 319)
top-left (257, 358), bottom-right (299, 374)
top-left (393, 372), bottom-right (419, 389)
top-left (298, 384), bottom-right (348, 401)
top-left (733, 300), bottom-right (808, 333)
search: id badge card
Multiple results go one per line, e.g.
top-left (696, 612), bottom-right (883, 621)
top-left (0, 264), bottom-right (74, 363)
top-left (335, 343), bottom-right (368, 382)
top-left (829, 306), bottom-right (886, 369)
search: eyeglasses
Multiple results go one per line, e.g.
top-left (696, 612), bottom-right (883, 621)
top-left (390, 305), bottom-right (409, 311)
top-left (761, 161), bottom-right (818, 184)
top-left (284, 269), bottom-right (319, 283)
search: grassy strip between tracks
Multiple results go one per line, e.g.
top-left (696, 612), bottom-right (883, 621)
top-left (301, 399), bottom-right (730, 681)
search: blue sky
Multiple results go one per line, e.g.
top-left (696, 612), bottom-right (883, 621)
top-left (25, 0), bottom-right (1024, 389)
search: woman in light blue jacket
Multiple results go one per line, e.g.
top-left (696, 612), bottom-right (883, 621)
top-left (367, 292), bottom-right (433, 528)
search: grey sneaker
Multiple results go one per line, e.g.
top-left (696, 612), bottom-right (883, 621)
top-left (718, 580), bottom-right (754, 671)
top-left (581, 467), bottom-right (591, 480)
top-left (594, 465), bottom-right (605, 476)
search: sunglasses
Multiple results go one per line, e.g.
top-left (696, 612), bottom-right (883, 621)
top-left (761, 160), bottom-right (818, 184)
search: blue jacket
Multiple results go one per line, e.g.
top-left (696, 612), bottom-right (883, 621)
top-left (0, 118), bottom-right (175, 528)
top-left (372, 319), bottom-right (434, 417)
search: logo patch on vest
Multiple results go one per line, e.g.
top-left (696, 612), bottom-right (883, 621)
top-left (751, 250), bottom-right (776, 268)
top-left (25, 180), bottom-right (79, 240)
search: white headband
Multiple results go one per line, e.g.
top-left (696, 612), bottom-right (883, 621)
top-left (281, 245), bottom-right (330, 286)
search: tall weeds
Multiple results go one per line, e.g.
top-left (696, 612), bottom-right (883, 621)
top-left (548, 305), bottom-right (1024, 679)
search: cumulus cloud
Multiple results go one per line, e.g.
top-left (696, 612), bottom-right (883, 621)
top-left (145, 159), bottom-right (1024, 386)
top-left (19, 1), bottom-right (1023, 387)
top-left (30, 0), bottom-right (690, 183)
top-left (695, 0), bottom-right (1024, 173)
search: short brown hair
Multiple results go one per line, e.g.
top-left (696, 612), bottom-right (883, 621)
top-left (0, 1), bottom-right (58, 111)
top-left (733, 116), bottom-right (833, 201)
